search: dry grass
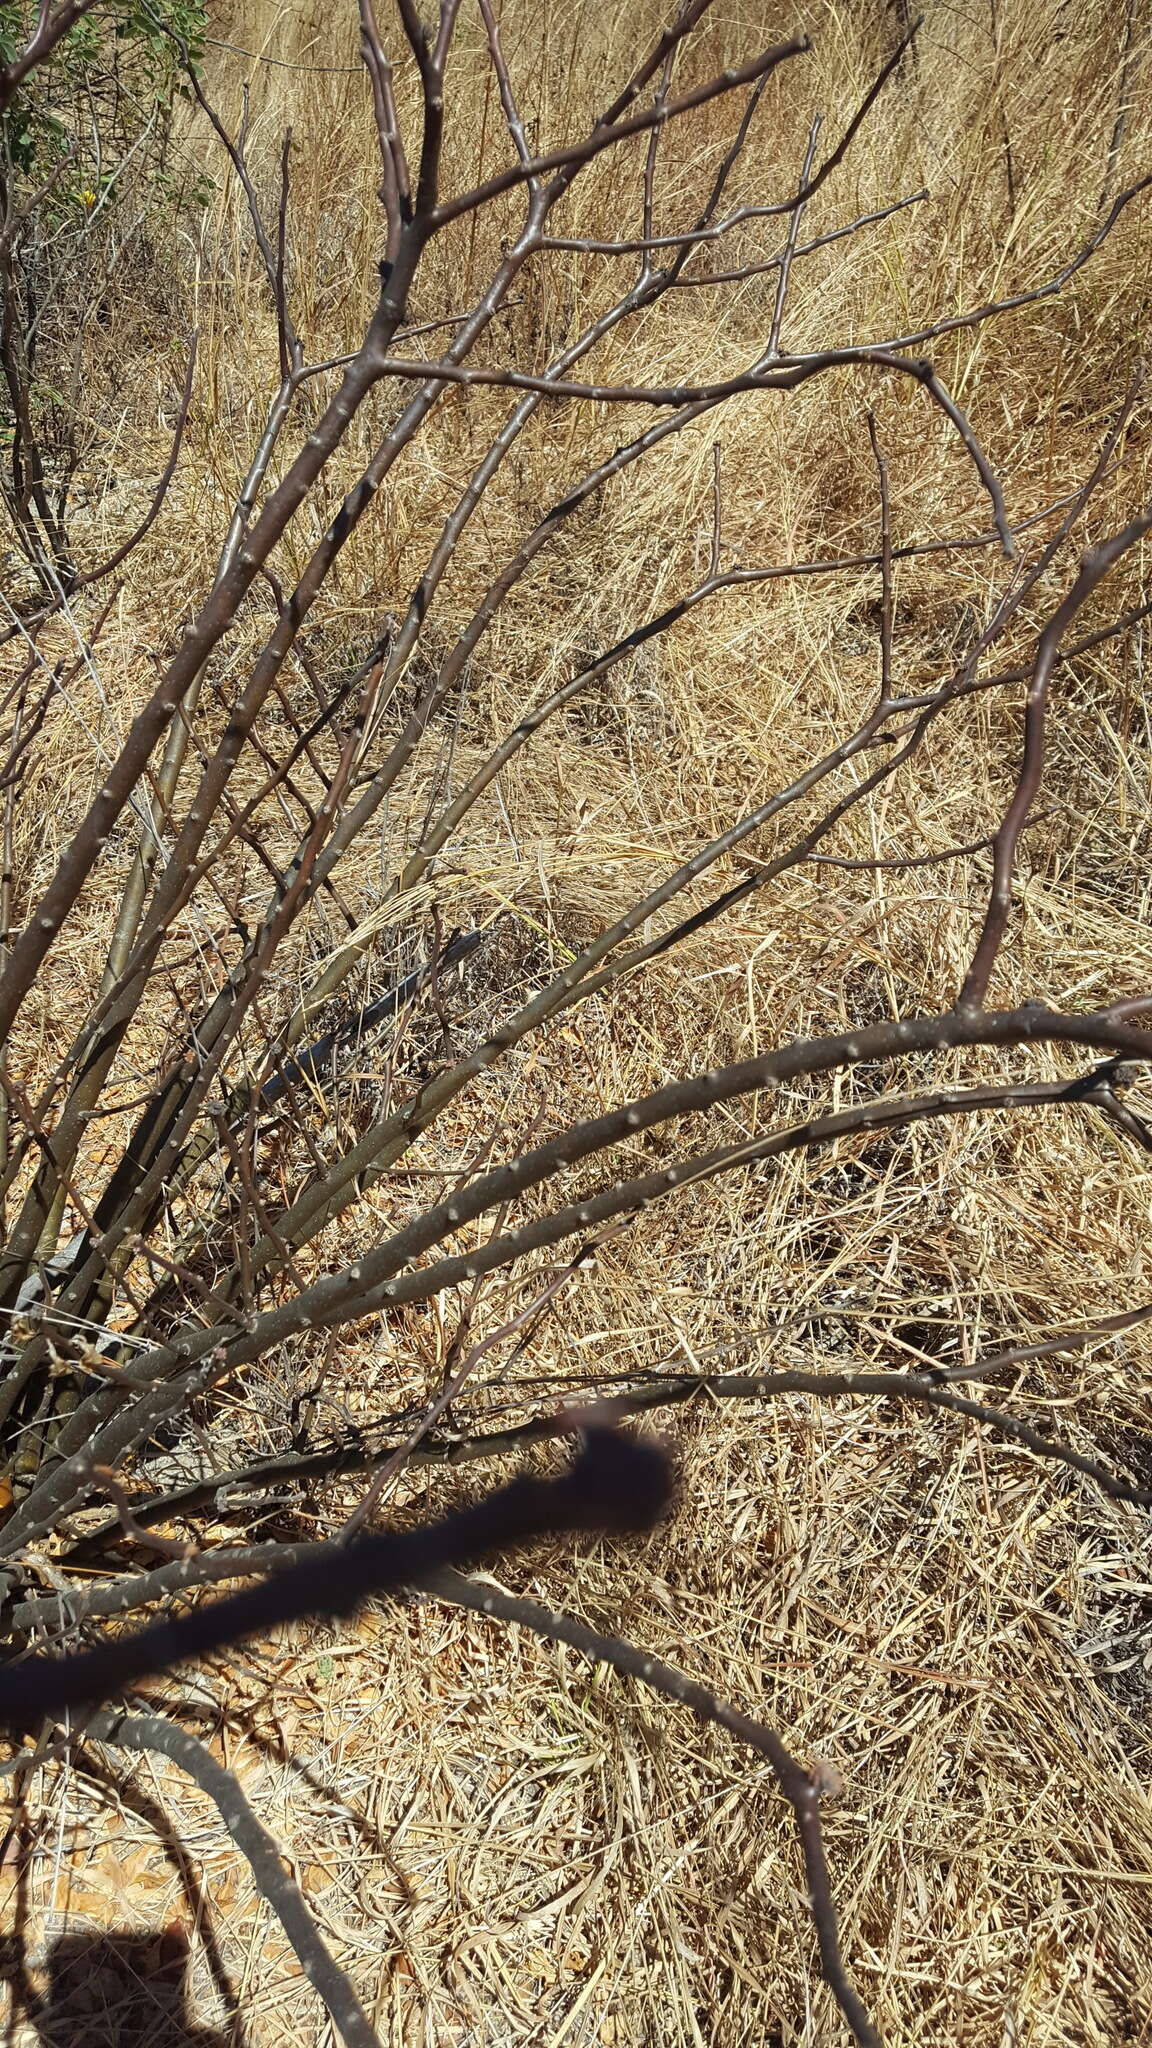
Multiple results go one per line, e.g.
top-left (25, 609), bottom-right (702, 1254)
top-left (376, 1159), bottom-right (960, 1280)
top-left (3, 0), bottom-right (1152, 2041)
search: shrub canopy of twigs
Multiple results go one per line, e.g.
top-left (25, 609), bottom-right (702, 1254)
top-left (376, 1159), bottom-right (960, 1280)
top-left (1, 1), bottom-right (1151, 2042)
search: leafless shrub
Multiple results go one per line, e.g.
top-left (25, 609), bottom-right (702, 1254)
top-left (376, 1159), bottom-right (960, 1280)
top-left (0, 3), bottom-right (1150, 2043)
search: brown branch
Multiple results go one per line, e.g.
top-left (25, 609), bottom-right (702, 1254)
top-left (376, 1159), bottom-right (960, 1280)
top-left (45, 1292), bottom-right (1152, 1585)
top-left (539, 189), bottom-right (925, 265)
top-left (8, 339), bottom-right (199, 623)
top-left (1101, 992), bottom-right (1152, 1023)
top-left (46, 471), bottom-right (922, 1308)
top-left (360, 0), bottom-right (411, 267)
top-left (767, 116), bottom-right (821, 357)
top-left (15, 114), bottom-right (644, 1250)
top-left (805, 834), bottom-right (992, 872)
top-left (0, 339), bottom-right (407, 1051)
top-left (8, 1014), bottom-right (1150, 1563)
top-left (368, 347), bottom-right (1012, 551)
top-left (455, 1366), bottom-right (1152, 1510)
top-left (273, 1065), bottom-right (1151, 1337)
top-left (867, 411), bottom-right (894, 696)
top-left (0, 1429), bottom-right (671, 1717)
top-left (477, 0), bottom-right (536, 178)
top-left (20, 1285), bottom-right (1152, 1638)
top-left (0, 469), bottom-right (1096, 1262)
top-left (864, 170), bottom-right (1152, 353)
top-left (182, 74), bottom-right (302, 363)
top-left (425, 1571), bottom-right (881, 2048)
top-left (10, 1541), bottom-right (333, 1632)
top-left (83, 1709), bottom-right (382, 2048)
top-left (933, 1300), bottom-right (1152, 1382)
top-left (0, 0), bottom-right (553, 1052)
top-left (429, 29), bottom-right (808, 230)
top-left (0, 0), bottom-right (100, 112)
top-left (259, 680), bottom-right (931, 1263)
top-left (305, 416), bottom-right (1085, 1187)
top-left (960, 510), bottom-right (1152, 1008)
top-left (340, 1258), bottom-right (585, 1537)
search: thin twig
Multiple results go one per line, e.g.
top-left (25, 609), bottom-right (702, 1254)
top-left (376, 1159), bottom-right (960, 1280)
top-left (82, 1709), bottom-right (382, 2048)
top-left (0, 1430), bottom-right (671, 1716)
top-left (960, 511), bottom-right (1152, 1007)
top-left (425, 1571), bottom-right (881, 2048)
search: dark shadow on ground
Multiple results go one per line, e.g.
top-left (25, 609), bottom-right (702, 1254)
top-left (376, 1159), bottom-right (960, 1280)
top-left (3, 1929), bottom-right (228, 2048)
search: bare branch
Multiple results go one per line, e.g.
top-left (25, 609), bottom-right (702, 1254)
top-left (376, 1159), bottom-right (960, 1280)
top-left (43, 1291), bottom-right (1152, 1592)
top-left (767, 116), bottom-right (821, 357)
top-left (367, 346), bottom-right (1012, 550)
top-left (429, 21), bottom-right (806, 232)
top-left (83, 1709), bottom-right (382, 2048)
top-left (960, 510), bottom-right (1152, 1008)
top-left (0, 1430), bottom-right (671, 1715)
top-left (539, 189), bottom-right (926, 264)
top-left (867, 410), bottom-right (894, 698)
top-left (360, 0), bottom-right (411, 264)
top-left (477, 0), bottom-right (536, 177)
top-left (806, 834), bottom-right (993, 872)
top-left (422, 1365), bottom-right (1152, 1511)
top-left (22, 1287), bottom-right (1152, 1625)
top-left (6, 338), bottom-right (200, 625)
top-left (8, 1008), bottom-right (1151, 1564)
top-left (933, 1300), bottom-right (1152, 1382)
top-left (426, 1571), bottom-right (881, 2048)
top-left (0, 0), bottom-right (99, 112)
top-left (1, 14), bottom-right (1148, 2032)
top-left (11, 1541), bottom-right (332, 1632)
top-left (865, 170), bottom-right (1152, 353)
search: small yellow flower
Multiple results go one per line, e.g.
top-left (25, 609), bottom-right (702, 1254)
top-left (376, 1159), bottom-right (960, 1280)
top-left (79, 189), bottom-right (97, 207)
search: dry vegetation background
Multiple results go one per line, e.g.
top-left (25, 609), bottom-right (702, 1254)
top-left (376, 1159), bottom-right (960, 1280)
top-left (4, 0), bottom-right (1152, 2042)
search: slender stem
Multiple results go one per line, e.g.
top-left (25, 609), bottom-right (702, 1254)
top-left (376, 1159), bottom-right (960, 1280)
top-left (427, 1572), bottom-right (881, 2048)
top-left (960, 513), bottom-right (1152, 1007)
top-left (83, 1711), bottom-right (382, 2048)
